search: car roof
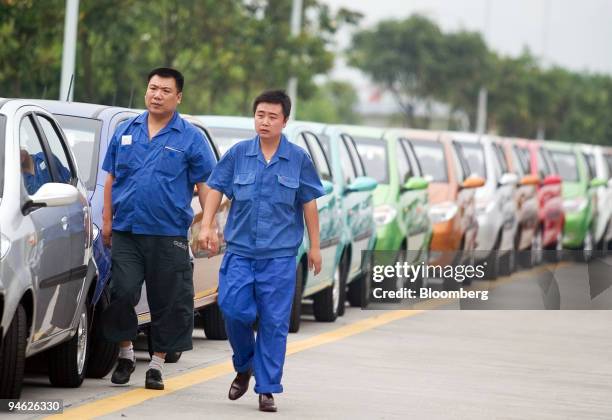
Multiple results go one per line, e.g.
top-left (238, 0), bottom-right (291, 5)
top-left (28, 99), bottom-right (132, 119)
top-left (385, 128), bottom-right (440, 142)
top-left (333, 124), bottom-right (385, 140)
top-left (198, 115), bottom-right (254, 130)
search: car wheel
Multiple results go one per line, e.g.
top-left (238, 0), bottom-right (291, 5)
top-left (580, 230), bottom-right (594, 262)
top-left (86, 286), bottom-right (119, 378)
top-left (530, 227), bottom-right (544, 267)
top-left (48, 302), bottom-right (90, 387)
top-left (0, 304), bottom-right (26, 398)
top-left (485, 232), bottom-right (501, 280)
top-left (289, 264), bottom-right (304, 333)
top-left (201, 302), bottom-right (227, 340)
top-left (313, 261), bottom-right (344, 322)
top-left (337, 253), bottom-right (350, 317)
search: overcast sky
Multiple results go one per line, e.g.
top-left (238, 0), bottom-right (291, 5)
top-left (321, 0), bottom-right (612, 74)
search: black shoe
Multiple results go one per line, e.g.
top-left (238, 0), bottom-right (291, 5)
top-left (111, 358), bottom-right (135, 385)
top-left (145, 368), bottom-right (164, 390)
top-left (259, 393), bottom-right (277, 412)
top-left (228, 369), bottom-right (252, 400)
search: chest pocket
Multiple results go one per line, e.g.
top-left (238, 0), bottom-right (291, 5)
top-left (116, 144), bottom-right (135, 177)
top-left (275, 175), bottom-right (299, 205)
top-left (233, 172), bottom-right (256, 201)
top-left (156, 146), bottom-right (185, 176)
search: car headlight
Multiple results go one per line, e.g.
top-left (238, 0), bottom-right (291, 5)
top-left (428, 201), bottom-right (458, 224)
top-left (1, 233), bottom-right (11, 260)
top-left (373, 204), bottom-right (397, 226)
top-left (92, 223), bottom-right (100, 242)
top-left (563, 197), bottom-right (587, 213)
top-left (475, 199), bottom-right (495, 214)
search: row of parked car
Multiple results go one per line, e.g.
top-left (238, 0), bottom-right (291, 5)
top-left (2, 98), bottom-right (612, 398)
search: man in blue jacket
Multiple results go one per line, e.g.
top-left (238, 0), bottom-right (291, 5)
top-left (101, 67), bottom-right (215, 390)
top-left (200, 90), bottom-right (325, 412)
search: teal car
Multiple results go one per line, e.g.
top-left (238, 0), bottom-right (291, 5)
top-left (346, 125), bottom-right (432, 285)
top-left (199, 116), bottom-right (345, 331)
top-left (298, 122), bottom-right (378, 312)
top-left (545, 141), bottom-right (606, 261)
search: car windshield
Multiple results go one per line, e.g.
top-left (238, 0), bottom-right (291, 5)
top-left (0, 115), bottom-right (5, 198)
top-left (208, 127), bottom-right (256, 155)
top-left (457, 142), bottom-right (486, 179)
top-left (353, 136), bottom-right (389, 184)
top-left (549, 150), bottom-right (579, 182)
top-left (410, 140), bottom-right (448, 182)
top-left (54, 115), bottom-right (102, 190)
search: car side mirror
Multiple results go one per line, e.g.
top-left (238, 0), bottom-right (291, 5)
top-left (460, 175), bottom-right (485, 189)
top-left (23, 183), bottom-right (79, 214)
top-left (321, 179), bottom-right (334, 195)
top-left (345, 176), bottom-right (378, 194)
top-left (498, 172), bottom-right (518, 187)
top-left (589, 177), bottom-right (607, 188)
top-left (401, 176), bottom-right (429, 192)
top-left (520, 174), bottom-right (540, 186)
top-left (542, 174), bottom-right (562, 186)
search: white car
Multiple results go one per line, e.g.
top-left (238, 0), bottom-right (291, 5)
top-left (0, 99), bottom-right (96, 398)
top-left (448, 131), bottom-right (519, 277)
top-left (580, 144), bottom-right (612, 249)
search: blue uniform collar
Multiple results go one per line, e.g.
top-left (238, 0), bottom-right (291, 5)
top-left (133, 111), bottom-right (184, 133)
top-left (246, 134), bottom-right (291, 165)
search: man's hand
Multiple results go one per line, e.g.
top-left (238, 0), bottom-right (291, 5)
top-left (102, 221), bottom-right (112, 248)
top-left (308, 247), bottom-right (322, 275)
top-left (198, 225), bottom-right (219, 256)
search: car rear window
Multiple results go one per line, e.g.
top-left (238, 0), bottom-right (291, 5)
top-left (54, 115), bottom-right (102, 190)
top-left (409, 140), bottom-right (448, 182)
top-left (605, 153), bottom-right (612, 178)
top-left (549, 150), bottom-right (579, 182)
top-left (353, 136), bottom-right (389, 184)
top-left (208, 127), bottom-right (256, 155)
top-left (0, 115), bottom-right (5, 198)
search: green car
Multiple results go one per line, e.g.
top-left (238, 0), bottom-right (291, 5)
top-left (346, 125), bottom-right (432, 284)
top-left (200, 116), bottom-right (345, 332)
top-left (300, 122), bottom-right (378, 312)
top-left (545, 141), bottom-right (607, 261)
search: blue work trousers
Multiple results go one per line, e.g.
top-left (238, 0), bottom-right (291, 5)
top-left (218, 252), bottom-right (296, 394)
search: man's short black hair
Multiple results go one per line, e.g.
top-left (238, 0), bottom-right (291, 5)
top-left (253, 90), bottom-right (291, 120)
top-left (147, 67), bottom-right (184, 92)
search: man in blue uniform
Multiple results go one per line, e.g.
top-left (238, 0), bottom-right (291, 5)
top-left (200, 90), bottom-right (325, 412)
top-left (100, 67), bottom-right (216, 390)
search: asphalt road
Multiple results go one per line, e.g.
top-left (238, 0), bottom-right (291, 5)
top-left (11, 261), bottom-right (612, 419)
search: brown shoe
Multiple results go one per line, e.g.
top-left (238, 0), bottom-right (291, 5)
top-left (228, 370), bottom-right (252, 400)
top-left (259, 393), bottom-right (277, 412)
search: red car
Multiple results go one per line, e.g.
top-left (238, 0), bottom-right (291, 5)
top-left (510, 139), bottom-right (564, 261)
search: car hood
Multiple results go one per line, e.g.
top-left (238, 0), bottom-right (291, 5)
top-left (562, 182), bottom-right (587, 199)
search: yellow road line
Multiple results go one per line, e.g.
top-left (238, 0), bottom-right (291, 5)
top-left (46, 261), bottom-right (565, 419)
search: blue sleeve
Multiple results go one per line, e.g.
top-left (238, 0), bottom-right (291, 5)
top-left (102, 132), bottom-right (119, 176)
top-left (188, 131), bottom-right (216, 184)
top-left (297, 153), bottom-right (325, 204)
top-left (206, 147), bottom-right (235, 199)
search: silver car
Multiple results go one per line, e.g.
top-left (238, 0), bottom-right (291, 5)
top-left (0, 99), bottom-right (96, 398)
top-left (449, 132), bottom-right (519, 277)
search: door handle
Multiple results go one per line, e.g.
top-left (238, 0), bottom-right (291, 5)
top-left (61, 216), bottom-right (69, 230)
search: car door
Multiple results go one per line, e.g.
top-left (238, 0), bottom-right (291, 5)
top-left (300, 132), bottom-right (339, 290)
top-left (18, 112), bottom-right (74, 341)
top-left (342, 134), bottom-right (373, 277)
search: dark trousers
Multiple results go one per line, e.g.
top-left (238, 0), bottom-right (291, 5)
top-left (101, 231), bottom-right (194, 353)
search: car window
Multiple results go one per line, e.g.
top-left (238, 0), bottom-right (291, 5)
top-left (54, 115), bottom-right (102, 190)
top-left (409, 139), bottom-right (448, 182)
top-left (343, 134), bottom-right (365, 177)
top-left (303, 132), bottom-right (333, 182)
top-left (396, 140), bottom-right (414, 184)
top-left (605, 153), bottom-right (612, 178)
top-left (339, 136), bottom-right (357, 184)
top-left (20, 116), bottom-right (54, 195)
top-left (513, 146), bottom-right (530, 176)
top-left (456, 142), bottom-right (486, 179)
top-left (208, 127), bottom-right (256, 155)
top-left (354, 136), bottom-right (388, 184)
top-left (0, 115), bottom-right (5, 198)
top-left (492, 143), bottom-right (509, 174)
top-left (536, 149), bottom-right (550, 178)
top-left (549, 150), bottom-right (579, 182)
top-left (36, 114), bottom-right (75, 185)
top-left (583, 152), bottom-right (596, 180)
top-left (190, 122), bottom-right (219, 162)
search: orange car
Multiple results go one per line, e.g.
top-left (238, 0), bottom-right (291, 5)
top-left (398, 129), bottom-right (485, 266)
